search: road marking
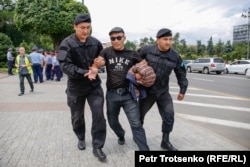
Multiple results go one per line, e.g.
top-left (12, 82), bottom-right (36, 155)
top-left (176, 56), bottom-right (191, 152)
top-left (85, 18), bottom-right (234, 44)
top-left (193, 78), bottom-right (214, 82)
top-left (219, 75), bottom-right (250, 80)
top-left (170, 91), bottom-right (250, 101)
top-left (174, 100), bottom-right (250, 112)
top-left (177, 113), bottom-right (250, 130)
top-left (170, 86), bottom-right (200, 90)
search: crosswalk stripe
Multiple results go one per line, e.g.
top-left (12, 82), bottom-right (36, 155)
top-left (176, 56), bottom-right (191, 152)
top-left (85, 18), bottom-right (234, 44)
top-left (177, 113), bottom-right (250, 130)
top-left (170, 91), bottom-right (250, 101)
top-left (174, 100), bottom-right (250, 112)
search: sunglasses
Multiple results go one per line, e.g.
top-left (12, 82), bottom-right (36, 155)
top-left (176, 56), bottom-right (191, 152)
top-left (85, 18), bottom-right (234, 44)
top-left (110, 36), bottom-right (123, 41)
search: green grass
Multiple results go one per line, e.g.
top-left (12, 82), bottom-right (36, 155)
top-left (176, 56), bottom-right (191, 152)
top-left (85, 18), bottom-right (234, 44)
top-left (0, 68), bottom-right (8, 73)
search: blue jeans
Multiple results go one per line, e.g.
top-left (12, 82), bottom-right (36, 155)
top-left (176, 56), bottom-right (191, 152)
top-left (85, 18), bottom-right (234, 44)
top-left (106, 90), bottom-right (149, 151)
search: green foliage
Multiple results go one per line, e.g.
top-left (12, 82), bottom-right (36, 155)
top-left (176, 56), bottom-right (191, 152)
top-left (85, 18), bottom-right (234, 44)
top-left (14, 0), bottom-right (89, 49)
top-left (214, 39), bottom-right (224, 57)
top-left (207, 36), bottom-right (214, 57)
top-left (231, 42), bottom-right (247, 61)
top-left (139, 37), bottom-right (156, 47)
top-left (0, 32), bottom-right (13, 65)
top-left (0, 0), bottom-right (16, 11)
top-left (125, 40), bottom-right (137, 50)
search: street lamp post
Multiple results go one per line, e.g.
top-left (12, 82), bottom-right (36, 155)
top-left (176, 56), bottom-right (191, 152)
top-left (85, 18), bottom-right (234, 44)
top-left (241, 8), bottom-right (250, 60)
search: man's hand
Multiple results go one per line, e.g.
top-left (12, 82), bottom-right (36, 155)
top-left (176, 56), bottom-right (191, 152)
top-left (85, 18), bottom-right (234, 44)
top-left (84, 66), bottom-right (98, 81)
top-left (177, 93), bottom-right (184, 101)
top-left (94, 56), bottom-right (105, 68)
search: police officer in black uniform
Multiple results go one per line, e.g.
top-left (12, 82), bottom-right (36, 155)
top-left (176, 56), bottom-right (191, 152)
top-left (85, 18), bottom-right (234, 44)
top-left (57, 14), bottom-right (106, 161)
top-left (138, 28), bottom-right (188, 151)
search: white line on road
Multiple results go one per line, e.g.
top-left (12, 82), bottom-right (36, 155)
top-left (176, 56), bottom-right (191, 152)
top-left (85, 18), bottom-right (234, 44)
top-left (193, 78), bottom-right (214, 82)
top-left (177, 113), bottom-right (250, 130)
top-left (170, 91), bottom-right (250, 101)
top-left (174, 100), bottom-right (250, 112)
top-left (170, 86), bottom-right (201, 90)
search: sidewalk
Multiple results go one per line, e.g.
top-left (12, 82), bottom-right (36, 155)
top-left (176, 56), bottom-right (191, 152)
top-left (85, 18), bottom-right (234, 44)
top-left (0, 73), bottom-right (247, 167)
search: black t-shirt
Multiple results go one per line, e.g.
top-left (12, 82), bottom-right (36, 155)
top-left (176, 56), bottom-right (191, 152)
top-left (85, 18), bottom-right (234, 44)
top-left (100, 47), bottom-right (142, 89)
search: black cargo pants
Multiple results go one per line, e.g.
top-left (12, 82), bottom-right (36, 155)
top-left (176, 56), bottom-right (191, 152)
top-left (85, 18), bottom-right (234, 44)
top-left (67, 85), bottom-right (106, 149)
top-left (139, 92), bottom-right (175, 133)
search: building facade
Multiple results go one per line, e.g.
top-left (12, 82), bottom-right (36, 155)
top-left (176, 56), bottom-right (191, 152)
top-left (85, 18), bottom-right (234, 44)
top-left (233, 24), bottom-right (249, 43)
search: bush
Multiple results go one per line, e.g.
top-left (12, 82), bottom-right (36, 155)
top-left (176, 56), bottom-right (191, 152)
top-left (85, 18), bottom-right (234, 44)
top-left (0, 62), bottom-right (8, 68)
top-left (0, 33), bottom-right (14, 65)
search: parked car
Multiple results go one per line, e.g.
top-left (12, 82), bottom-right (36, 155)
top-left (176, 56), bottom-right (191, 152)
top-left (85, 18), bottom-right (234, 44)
top-left (183, 59), bottom-right (194, 69)
top-left (186, 57), bottom-right (225, 74)
top-left (98, 66), bottom-right (105, 73)
top-left (225, 60), bottom-right (250, 75)
top-left (246, 68), bottom-right (250, 78)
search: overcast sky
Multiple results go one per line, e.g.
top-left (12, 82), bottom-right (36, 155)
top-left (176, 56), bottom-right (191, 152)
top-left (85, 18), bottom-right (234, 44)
top-left (77, 0), bottom-right (249, 45)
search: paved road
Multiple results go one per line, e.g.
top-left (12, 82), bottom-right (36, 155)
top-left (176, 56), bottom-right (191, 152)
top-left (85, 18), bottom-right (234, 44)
top-left (170, 72), bottom-right (250, 148)
top-left (0, 72), bottom-right (248, 167)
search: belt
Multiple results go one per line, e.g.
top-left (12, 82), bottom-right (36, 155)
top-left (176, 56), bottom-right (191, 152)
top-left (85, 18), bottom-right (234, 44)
top-left (108, 88), bottom-right (129, 95)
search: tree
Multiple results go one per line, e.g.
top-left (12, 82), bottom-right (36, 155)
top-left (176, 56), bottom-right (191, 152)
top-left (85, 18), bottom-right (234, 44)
top-left (125, 40), bottom-right (136, 50)
top-left (223, 40), bottom-right (232, 63)
top-left (179, 39), bottom-right (187, 57)
top-left (214, 39), bottom-right (224, 57)
top-left (14, 0), bottom-right (89, 50)
top-left (0, 0), bottom-right (15, 11)
top-left (207, 36), bottom-right (214, 57)
top-left (172, 32), bottom-right (180, 51)
top-left (231, 42), bottom-right (246, 61)
top-left (0, 32), bottom-right (14, 67)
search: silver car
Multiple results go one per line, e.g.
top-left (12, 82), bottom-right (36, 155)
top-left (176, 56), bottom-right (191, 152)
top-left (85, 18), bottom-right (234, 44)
top-left (186, 58), bottom-right (225, 74)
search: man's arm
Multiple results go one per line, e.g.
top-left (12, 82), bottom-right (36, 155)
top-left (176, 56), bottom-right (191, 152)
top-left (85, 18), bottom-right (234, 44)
top-left (57, 45), bottom-right (89, 79)
top-left (174, 56), bottom-right (188, 101)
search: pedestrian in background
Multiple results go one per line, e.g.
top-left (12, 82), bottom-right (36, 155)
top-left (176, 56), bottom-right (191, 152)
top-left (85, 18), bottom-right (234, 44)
top-left (29, 46), bottom-right (43, 83)
top-left (138, 28), bottom-right (188, 151)
top-left (15, 47), bottom-right (34, 96)
top-left (7, 48), bottom-right (14, 75)
top-left (44, 51), bottom-right (53, 80)
top-left (57, 14), bottom-right (106, 162)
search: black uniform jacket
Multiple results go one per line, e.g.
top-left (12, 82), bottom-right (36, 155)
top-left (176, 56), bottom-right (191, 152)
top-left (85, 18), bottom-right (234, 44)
top-left (57, 34), bottom-right (103, 96)
top-left (139, 44), bottom-right (188, 94)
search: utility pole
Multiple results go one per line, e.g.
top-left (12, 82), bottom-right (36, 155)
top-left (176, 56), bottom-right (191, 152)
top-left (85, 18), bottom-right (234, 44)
top-left (241, 8), bottom-right (250, 60)
top-left (82, 0), bottom-right (84, 4)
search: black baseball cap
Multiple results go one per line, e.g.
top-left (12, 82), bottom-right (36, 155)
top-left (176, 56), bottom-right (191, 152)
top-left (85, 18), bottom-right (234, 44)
top-left (109, 27), bottom-right (124, 35)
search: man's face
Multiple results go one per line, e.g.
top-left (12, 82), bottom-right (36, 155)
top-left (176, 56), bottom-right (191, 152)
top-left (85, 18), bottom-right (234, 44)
top-left (110, 32), bottom-right (126, 50)
top-left (157, 36), bottom-right (172, 51)
top-left (74, 22), bottom-right (91, 42)
top-left (19, 48), bottom-right (25, 55)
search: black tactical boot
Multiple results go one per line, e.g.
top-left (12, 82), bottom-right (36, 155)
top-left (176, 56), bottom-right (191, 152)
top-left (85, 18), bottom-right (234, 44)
top-left (161, 133), bottom-right (178, 151)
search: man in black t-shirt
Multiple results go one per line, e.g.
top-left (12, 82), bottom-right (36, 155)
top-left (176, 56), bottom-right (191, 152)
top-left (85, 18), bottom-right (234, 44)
top-left (94, 27), bottom-right (149, 151)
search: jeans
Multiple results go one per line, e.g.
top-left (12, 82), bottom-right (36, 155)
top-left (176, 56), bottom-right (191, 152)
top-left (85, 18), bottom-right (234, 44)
top-left (106, 90), bottom-right (149, 151)
top-left (19, 73), bottom-right (34, 93)
top-left (139, 92), bottom-right (174, 133)
top-left (67, 85), bottom-right (106, 149)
